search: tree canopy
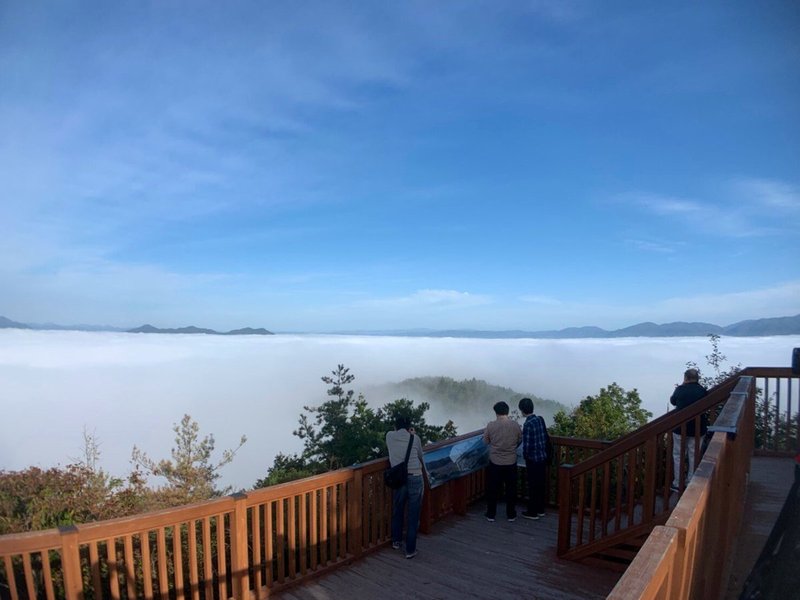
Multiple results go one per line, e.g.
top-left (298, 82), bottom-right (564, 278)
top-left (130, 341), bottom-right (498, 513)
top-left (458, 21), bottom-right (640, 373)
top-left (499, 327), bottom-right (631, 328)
top-left (550, 382), bottom-right (652, 440)
top-left (256, 365), bottom-right (457, 487)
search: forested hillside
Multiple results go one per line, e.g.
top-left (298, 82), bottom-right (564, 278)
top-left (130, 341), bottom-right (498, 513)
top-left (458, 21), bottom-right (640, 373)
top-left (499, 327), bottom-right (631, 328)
top-left (367, 376), bottom-right (568, 423)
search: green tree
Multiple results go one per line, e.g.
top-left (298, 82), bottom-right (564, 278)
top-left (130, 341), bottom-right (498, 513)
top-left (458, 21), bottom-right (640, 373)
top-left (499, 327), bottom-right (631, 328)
top-left (256, 365), bottom-right (457, 487)
top-left (131, 414), bottom-right (246, 503)
top-left (550, 383), bottom-right (652, 440)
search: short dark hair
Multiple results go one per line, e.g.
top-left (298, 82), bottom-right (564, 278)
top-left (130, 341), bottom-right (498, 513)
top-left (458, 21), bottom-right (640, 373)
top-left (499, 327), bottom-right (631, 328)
top-left (684, 368), bottom-right (700, 382)
top-left (493, 401), bottom-right (509, 415)
top-left (394, 414), bottom-right (411, 430)
top-left (518, 397), bottom-right (534, 415)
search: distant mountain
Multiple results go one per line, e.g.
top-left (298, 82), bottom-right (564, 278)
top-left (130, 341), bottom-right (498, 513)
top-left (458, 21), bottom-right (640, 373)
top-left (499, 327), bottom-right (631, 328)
top-left (2, 314), bottom-right (798, 338)
top-left (723, 315), bottom-right (800, 336)
top-left (224, 327), bottom-right (273, 335)
top-left (347, 314), bottom-right (800, 339)
top-left (0, 316), bottom-right (30, 329)
top-left (128, 324), bottom-right (273, 335)
top-left (0, 316), bottom-right (273, 335)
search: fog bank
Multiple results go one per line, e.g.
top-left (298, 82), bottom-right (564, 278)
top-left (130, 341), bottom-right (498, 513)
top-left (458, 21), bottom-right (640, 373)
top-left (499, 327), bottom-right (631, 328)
top-left (1, 330), bottom-right (796, 490)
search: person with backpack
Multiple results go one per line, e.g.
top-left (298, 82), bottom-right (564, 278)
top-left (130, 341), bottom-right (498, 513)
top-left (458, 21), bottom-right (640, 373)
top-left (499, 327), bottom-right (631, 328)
top-left (386, 415), bottom-right (426, 559)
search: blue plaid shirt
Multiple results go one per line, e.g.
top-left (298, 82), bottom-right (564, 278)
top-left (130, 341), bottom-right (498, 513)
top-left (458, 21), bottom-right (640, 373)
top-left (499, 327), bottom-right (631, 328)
top-left (522, 414), bottom-right (549, 463)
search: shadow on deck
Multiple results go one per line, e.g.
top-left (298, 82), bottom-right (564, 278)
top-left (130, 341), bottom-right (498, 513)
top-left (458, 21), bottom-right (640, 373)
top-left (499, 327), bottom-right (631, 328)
top-left (273, 505), bottom-right (621, 600)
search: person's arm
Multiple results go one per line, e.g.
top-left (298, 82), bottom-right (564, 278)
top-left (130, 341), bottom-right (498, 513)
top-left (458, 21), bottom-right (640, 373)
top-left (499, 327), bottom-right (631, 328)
top-left (670, 387), bottom-right (680, 407)
top-left (521, 421), bottom-right (529, 456)
top-left (482, 424), bottom-right (491, 445)
top-left (415, 435), bottom-right (428, 477)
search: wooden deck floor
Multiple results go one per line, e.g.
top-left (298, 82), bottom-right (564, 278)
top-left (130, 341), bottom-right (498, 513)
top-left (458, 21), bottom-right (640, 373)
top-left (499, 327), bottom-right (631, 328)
top-left (724, 455), bottom-right (797, 599)
top-left (272, 506), bottom-right (621, 600)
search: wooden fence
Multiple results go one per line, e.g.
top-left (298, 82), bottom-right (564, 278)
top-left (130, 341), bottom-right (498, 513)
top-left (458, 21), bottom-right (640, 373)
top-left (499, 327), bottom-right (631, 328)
top-left (607, 376), bottom-right (756, 599)
top-left (0, 430), bottom-right (599, 600)
top-left (556, 376), bottom-right (741, 560)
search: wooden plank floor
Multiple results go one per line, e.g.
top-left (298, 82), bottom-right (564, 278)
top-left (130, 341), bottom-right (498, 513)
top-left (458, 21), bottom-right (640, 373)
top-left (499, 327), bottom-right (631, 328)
top-left (272, 506), bottom-right (621, 600)
top-left (724, 455), bottom-right (797, 599)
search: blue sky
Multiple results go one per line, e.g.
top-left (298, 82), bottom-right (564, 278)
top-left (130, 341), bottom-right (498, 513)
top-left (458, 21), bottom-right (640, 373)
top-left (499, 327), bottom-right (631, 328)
top-left (1, 1), bottom-right (798, 332)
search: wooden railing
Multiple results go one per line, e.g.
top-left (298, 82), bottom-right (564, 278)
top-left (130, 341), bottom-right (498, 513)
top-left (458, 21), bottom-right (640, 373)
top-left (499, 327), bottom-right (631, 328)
top-left (607, 376), bottom-right (756, 599)
top-left (740, 367), bottom-right (799, 454)
top-left (556, 376), bottom-right (742, 560)
top-left (0, 429), bottom-right (601, 600)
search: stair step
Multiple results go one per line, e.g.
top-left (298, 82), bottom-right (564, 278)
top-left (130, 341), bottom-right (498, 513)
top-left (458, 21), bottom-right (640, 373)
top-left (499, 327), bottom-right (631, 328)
top-left (599, 547), bottom-right (638, 561)
top-left (581, 556), bottom-right (631, 573)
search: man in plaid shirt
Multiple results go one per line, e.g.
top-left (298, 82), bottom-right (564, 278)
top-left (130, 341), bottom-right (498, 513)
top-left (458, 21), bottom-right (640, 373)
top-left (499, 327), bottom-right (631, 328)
top-left (519, 397), bottom-right (549, 520)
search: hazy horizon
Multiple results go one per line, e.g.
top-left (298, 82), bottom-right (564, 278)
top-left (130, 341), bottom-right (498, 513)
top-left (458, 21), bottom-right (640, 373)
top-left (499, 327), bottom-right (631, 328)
top-left (1, 330), bottom-right (796, 491)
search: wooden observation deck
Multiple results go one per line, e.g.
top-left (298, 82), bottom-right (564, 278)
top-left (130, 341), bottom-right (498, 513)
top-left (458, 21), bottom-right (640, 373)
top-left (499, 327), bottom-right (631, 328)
top-left (1, 367), bottom-right (798, 600)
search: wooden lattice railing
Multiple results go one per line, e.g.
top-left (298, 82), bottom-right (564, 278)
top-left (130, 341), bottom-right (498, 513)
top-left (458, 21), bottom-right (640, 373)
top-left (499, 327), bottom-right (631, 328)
top-left (0, 429), bottom-right (599, 600)
top-left (556, 376), bottom-right (742, 560)
top-left (607, 376), bottom-right (757, 599)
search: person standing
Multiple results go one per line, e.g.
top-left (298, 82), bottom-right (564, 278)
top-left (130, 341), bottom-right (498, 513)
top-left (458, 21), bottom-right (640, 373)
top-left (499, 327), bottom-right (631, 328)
top-left (670, 368), bottom-right (708, 491)
top-left (483, 401), bottom-right (522, 522)
top-left (518, 397), bottom-right (549, 520)
top-left (386, 415), bottom-right (426, 559)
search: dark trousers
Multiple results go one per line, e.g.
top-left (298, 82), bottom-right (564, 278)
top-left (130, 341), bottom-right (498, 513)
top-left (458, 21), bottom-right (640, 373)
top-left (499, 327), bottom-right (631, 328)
top-left (485, 462), bottom-right (517, 519)
top-left (525, 459), bottom-right (547, 515)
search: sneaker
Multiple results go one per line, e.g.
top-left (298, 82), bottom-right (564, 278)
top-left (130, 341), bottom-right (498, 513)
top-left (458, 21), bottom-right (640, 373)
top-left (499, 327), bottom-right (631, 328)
top-left (391, 541), bottom-right (401, 550)
top-left (508, 517), bottom-right (516, 522)
top-left (405, 551), bottom-right (418, 559)
top-left (521, 512), bottom-right (540, 520)
top-left (485, 515), bottom-right (495, 522)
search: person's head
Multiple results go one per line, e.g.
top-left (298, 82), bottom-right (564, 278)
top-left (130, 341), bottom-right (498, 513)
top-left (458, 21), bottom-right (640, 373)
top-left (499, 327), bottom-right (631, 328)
top-left (518, 397), bottom-right (534, 416)
top-left (394, 414), bottom-right (411, 430)
top-left (684, 368), bottom-right (700, 383)
top-left (493, 401), bottom-right (509, 416)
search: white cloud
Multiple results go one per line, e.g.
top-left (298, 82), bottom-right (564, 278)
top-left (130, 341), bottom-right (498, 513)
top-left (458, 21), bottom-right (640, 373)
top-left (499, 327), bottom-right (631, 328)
top-left (733, 178), bottom-right (800, 212)
top-left (357, 289), bottom-right (493, 309)
top-left (616, 178), bottom-right (800, 238)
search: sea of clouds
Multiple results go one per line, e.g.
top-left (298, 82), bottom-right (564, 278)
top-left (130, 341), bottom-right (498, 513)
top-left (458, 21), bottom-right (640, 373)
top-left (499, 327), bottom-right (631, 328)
top-left (1, 330), bottom-right (797, 491)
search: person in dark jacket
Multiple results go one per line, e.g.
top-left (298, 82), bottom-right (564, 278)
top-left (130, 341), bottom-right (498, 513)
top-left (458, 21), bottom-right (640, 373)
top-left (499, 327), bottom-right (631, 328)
top-left (670, 368), bottom-right (708, 490)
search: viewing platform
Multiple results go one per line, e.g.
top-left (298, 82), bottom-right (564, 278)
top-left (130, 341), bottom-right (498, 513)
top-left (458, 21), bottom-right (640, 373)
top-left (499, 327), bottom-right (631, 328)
top-left (1, 366), bottom-right (798, 599)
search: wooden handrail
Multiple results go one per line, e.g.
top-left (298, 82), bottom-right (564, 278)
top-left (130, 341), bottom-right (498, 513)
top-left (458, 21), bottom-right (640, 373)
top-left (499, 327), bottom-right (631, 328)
top-left (608, 377), bottom-right (756, 599)
top-left (557, 375), bottom-right (753, 559)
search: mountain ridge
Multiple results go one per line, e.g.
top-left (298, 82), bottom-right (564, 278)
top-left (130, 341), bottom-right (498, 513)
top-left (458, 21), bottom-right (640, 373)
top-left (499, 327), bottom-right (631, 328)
top-left (1, 314), bottom-right (798, 338)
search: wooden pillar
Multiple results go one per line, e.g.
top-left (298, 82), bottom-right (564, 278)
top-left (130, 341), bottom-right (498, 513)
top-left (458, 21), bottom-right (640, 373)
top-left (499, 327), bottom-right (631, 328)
top-left (557, 464), bottom-right (573, 557)
top-left (348, 469), bottom-right (363, 558)
top-left (230, 492), bottom-right (250, 600)
top-left (453, 477), bottom-right (468, 516)
top-left (59, 525), bottom-right (83, 600)
top-left (642, 436), bottom-right (657, 523)
top-left (419, 479), bottom-right (433, 534)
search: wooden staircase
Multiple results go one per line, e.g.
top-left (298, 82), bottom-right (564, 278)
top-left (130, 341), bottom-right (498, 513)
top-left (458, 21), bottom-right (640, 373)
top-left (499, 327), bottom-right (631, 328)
top-left (556, 376), bottom-right (746, 567)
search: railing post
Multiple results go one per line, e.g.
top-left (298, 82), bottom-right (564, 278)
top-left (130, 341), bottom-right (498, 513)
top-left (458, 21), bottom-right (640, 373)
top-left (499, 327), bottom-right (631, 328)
top-left (557, 464), bottom-right (573, 556)
top-left (59, 525), bottom-right (83, 600)
top-left (348, 468), bottom-right (364, 557)
top-left (453, 477), bottom-right (468, 516)
top-left (419, 479), bottom-right (433, 534)
top-left (643, 436), bottom-right (657, 522)
top-left (230, 492), bottom-right (250, 600)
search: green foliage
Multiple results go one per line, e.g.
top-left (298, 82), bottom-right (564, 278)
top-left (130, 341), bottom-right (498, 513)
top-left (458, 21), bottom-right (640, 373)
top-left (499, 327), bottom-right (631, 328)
top-left (550, 382), bottom-right (652, 440)
top-left (376, 376), bottom-right (568, 417)
top-left (253, 452), bottom-right (319, 488)
top-left (131, 414), bottom-right (247, 503)
top-left (256, 365), bottom-right (457, 488)
top-left (0, 432), bottom-right (149, 534)
top-left (686, 334), bottom-right (742, 389)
